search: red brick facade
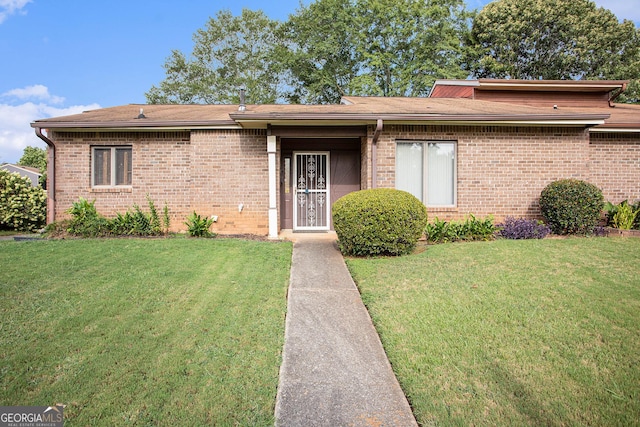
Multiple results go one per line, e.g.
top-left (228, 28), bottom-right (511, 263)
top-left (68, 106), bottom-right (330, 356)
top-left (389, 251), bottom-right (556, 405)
top-left (51, 129), bottom-right (271, 234)
top-left (589, 133), bottom-right (640, 205)
top-left (48, 125), bottom-right (639, 235)
top-left (369, 125), bottom-right (595, 221)
top-left (36, 82), bottom-right (639, 236)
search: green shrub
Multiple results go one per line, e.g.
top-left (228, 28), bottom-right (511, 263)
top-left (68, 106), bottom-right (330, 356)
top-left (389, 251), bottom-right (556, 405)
top-left (0, 169), bottom-right (47, 232)
top-left (185, 212), bottom-right (215, 237)
top-left (539, 179), bottom-right (603, 235)
top-left (604, 200), bottom-right (639, 230)
top-left (64, 196), bottom-right (168, 237)
top-left (425, 214), bottom-right (496, 243)
top-left (66, 198), bottom-right (110, 237)
top-left (332, 189), bottom-right (427, 256)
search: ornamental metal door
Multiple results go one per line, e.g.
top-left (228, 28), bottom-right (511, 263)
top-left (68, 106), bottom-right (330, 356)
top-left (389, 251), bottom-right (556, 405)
top-left (294, 152), bottom-right (330, 230)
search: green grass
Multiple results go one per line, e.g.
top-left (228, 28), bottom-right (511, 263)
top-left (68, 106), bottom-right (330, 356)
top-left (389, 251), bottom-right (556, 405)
top-left (0, 238), bottom-right (292, 426)
top-left (346, 238), bottom-right (640, 426)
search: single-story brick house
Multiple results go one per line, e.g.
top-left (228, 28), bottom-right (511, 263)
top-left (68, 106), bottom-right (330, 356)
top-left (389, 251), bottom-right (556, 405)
top-left (31, 79), bottom-right (640, 238)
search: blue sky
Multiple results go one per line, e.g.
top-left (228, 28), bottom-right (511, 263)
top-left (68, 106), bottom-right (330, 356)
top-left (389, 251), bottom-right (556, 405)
top-left (0, 0), bottom-right (638, 163)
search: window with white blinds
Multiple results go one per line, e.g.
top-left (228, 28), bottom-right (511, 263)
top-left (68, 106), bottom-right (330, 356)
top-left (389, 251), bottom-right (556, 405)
top-left (396, 141), bottom-right (456, 206)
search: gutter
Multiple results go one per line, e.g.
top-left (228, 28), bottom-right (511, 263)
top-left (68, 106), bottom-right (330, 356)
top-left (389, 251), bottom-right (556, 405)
top-left (230, 112), bottom-right (610, 124)
top-left (34, 127), bottom-right (55, 224)
top-left (30, 120), bottom-right (239, 129)
top-left (608, 82), bottom-right (627, 107)
top-left (371, 119), bottom-right (383, 189)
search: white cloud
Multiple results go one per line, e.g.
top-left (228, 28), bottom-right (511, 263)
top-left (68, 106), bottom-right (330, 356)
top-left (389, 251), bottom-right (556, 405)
top-left (2, 84), bottom-right (65, 104)
top-left (0, 89), bottom-right (99, 163)
top-left (0, 0), bottom-right (31, 24)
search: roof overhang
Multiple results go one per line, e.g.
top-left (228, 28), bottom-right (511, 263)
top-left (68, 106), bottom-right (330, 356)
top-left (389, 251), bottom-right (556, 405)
top-left (589, 126), bottom-right (640, 133)
top-left (476, 79), bottom-right (629, 92)
top-left (30, 120), bottom-right (241, 131)
top-left (430, 79), bottom-right (629, 95)
top-left (230, 112), bottom-right (608, 128)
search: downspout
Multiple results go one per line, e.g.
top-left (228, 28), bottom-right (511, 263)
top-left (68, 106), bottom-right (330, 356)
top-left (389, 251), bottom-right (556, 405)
top-left (34, 127), bottom-right (55, 224)
top-left (609, 82), bottom-right (627, 107)
top-left (371, 118), bottom-right (383, 189)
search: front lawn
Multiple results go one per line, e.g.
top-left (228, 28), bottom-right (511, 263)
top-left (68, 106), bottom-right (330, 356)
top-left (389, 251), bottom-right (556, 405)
top-left (0, 238), bottom-right (292, 425)
top-left (346, 237), bottom-right (640, 426)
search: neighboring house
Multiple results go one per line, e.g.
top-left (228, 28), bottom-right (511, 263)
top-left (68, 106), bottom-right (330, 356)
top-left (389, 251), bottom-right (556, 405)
top-left (31, 80), bottom-right (640, 238)
top-left (0, 163), bottom-right (42, 187)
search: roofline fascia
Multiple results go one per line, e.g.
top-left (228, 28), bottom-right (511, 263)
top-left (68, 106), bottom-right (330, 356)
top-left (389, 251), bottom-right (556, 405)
top-left (589, 127), bottom-right (640, 133)
top-left (230, 113), bottom-right (609, 126)
top-left (30, 121), bottom-right (241, 131)
top-left (476, 80), bottom-right (629, 91)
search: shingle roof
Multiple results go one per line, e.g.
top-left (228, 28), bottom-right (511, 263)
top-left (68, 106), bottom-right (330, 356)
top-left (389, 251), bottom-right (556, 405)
top-left (30, 96), bottom-right (637, 130)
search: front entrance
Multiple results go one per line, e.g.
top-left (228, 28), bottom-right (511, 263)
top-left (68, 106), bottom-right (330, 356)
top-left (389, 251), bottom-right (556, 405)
top-left (280, 137), bottom-right (362, 231)
top-left (293, 152), bottom-right (330, 230)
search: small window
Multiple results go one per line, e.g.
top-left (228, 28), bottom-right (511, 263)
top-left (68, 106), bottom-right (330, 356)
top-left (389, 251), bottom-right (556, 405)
top-left (92, 147), bottom-right (132, 187)
top-left (396, 141), bottom-right (456, 206)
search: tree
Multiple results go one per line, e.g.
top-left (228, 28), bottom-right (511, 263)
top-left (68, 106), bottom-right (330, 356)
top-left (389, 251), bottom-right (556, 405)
top-left (146, 9), bottom-right (283, 104)
top-left (18, 146), bottom-right (47, 188)
top-left (18, 146), bottom-right (46, 171)
top-left (282, 0), bottom-right (473, 103)
top-left (278, 0), bottom-right (361, 104)
top-left (351, 0), bottom-right (472, 97)
top-left (465, 0), bottom-right (640, 87)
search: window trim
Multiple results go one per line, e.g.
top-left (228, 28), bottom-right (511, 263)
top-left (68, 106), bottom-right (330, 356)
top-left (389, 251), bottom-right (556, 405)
top-left (396, 140), bottom-right (457, 208)
top-left (91, 146), bottom-right (132, 188)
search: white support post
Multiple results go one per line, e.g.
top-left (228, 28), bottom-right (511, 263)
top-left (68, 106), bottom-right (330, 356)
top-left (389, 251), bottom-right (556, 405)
top-left (267, 135), bottom-right (278, 239)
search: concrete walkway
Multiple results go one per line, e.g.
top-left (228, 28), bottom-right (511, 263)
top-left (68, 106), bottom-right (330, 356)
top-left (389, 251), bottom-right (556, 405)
top-left (275, 233), bottom-right (418, 427)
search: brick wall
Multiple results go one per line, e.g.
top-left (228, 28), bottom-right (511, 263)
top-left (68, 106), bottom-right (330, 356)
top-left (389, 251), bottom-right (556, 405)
top-left (190, 129), bottom-right (269, 235)
top-left (370, 124), bottom-right (591, 221)
top-left (49, 125), bottom-right (639, 235)
top-left (51, 130), bottom-right (270, 235)
top-left (589, 133), bottom-right (640, 204)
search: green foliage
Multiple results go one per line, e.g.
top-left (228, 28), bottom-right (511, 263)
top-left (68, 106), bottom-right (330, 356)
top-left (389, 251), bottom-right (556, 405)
top-left (539, 179), bottom-right (604, 235)
top-left (465, 0), bottom-right (640, 89)
top-left (185, 211), bottom-right (215, 238)
top-left (17, 146), bottom-right (48, 189)
top-left (64, 197), bottom-right (168, 237)
top-left (333, 188), bottom-right (427, 256)
top-left (0, 169), bottom-right (47, 232)
top-left (148, 1), bottom-right (473, 105)
top-left (425, 214), bottom-right (496, 243)
top-left (279, 0), bottom-right (360, 104)
top-left (66, 198), bottom-right (110, 237)
top-left (18, 146), bottom-right (47, 171)
top-left (162, 203), bottom-right (171, 235)
top-left (604, 200), bottom-right (640, 230)
top-left (349, 0), bottom-right (472, 97)
top-left (281, 0), bottom-right (473, 103)
top-left (147, 195), bottom-right (161, 234)
top-left (146, 9), bottom-right (282, 104)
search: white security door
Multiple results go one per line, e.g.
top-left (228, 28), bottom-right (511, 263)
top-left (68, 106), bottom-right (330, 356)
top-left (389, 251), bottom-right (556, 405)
top-left (294, 152), bottom-right (330, 230)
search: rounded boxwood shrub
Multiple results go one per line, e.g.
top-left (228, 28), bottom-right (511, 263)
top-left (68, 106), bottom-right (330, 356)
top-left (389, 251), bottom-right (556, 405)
top-left (539, 179), bottom-right (603, 235)
top-left (333, 188), bottom-right (427, 256)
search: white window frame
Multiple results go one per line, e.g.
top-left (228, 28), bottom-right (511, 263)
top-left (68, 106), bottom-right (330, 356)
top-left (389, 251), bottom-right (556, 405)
top-left (396, 140), bottom-right (457, 207)
top-left (91, 146), bottom-right (132, 188)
